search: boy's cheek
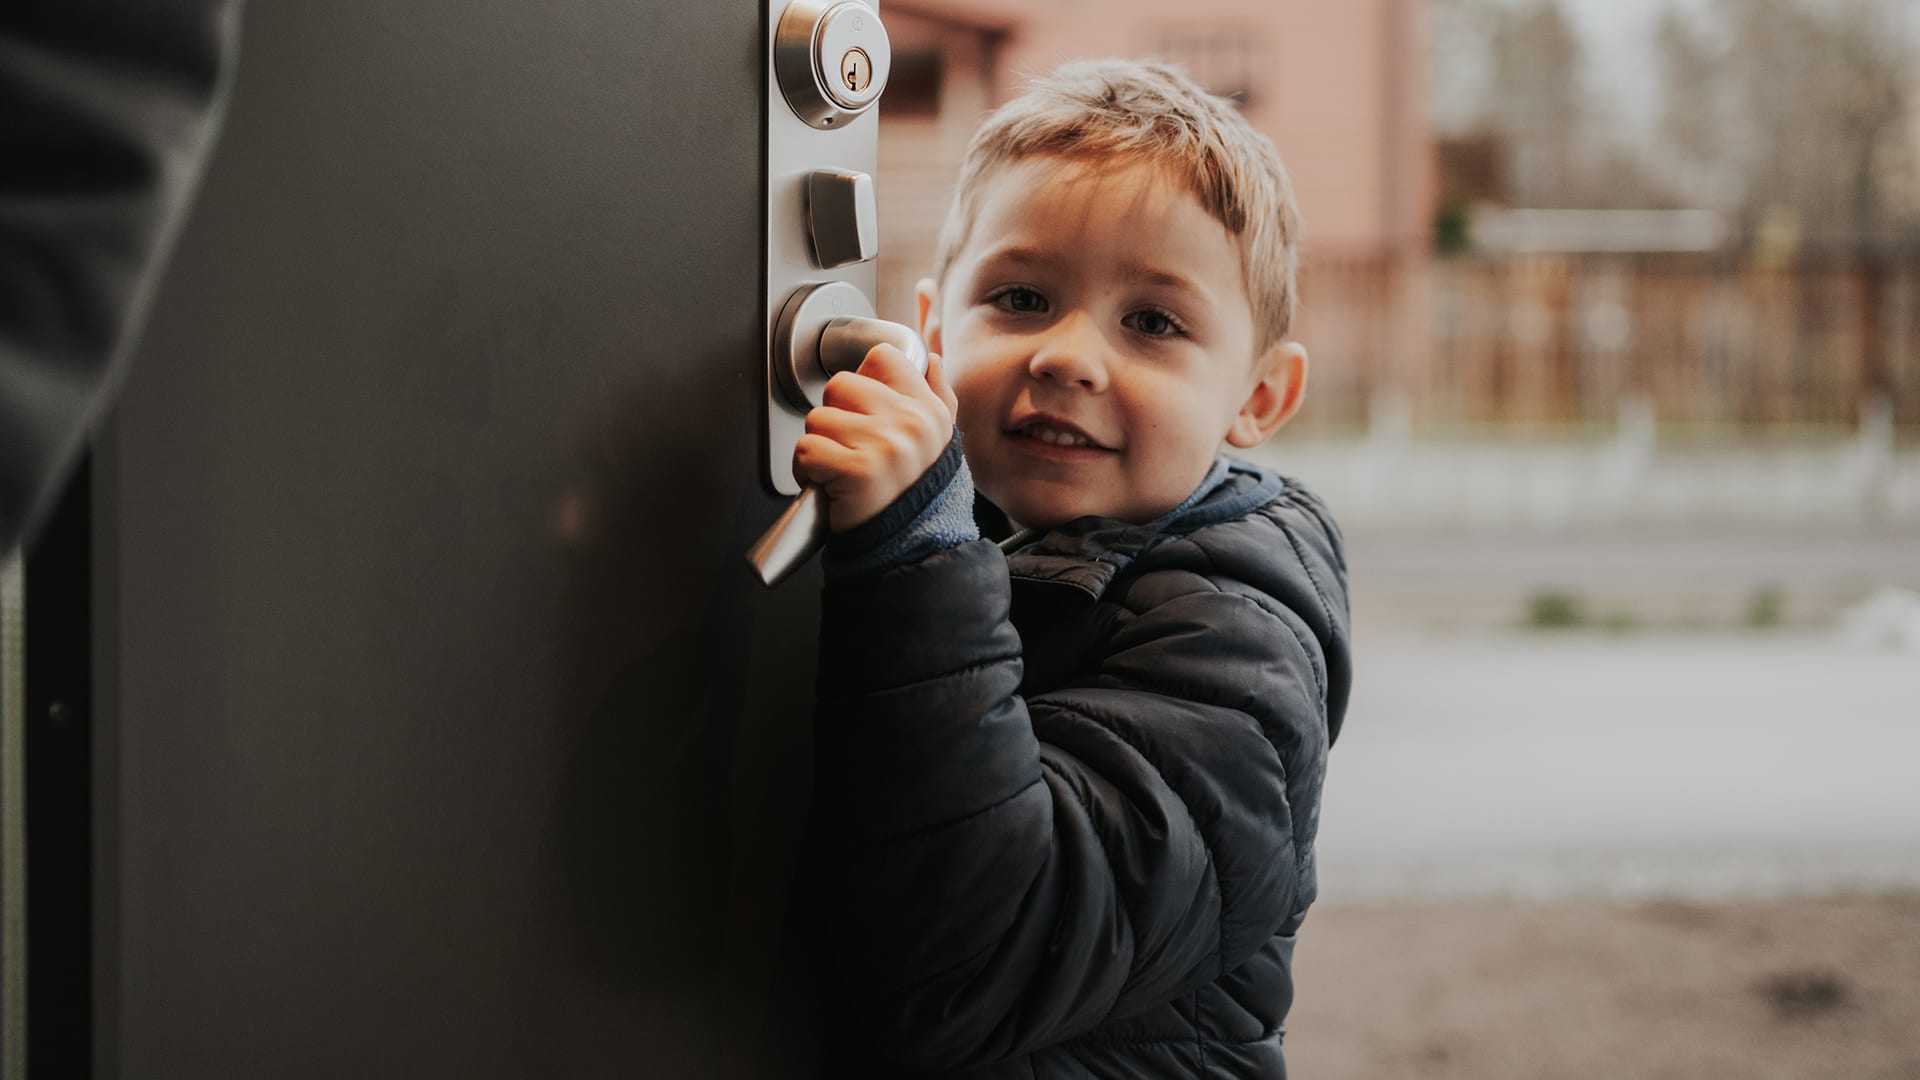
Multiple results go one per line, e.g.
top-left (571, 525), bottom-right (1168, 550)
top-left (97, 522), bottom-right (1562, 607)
top-left (952, 402), bottom-right (1010, 480)
top-left (946, 373), bottom-right (989, 428)
top-left (951, 393), bottom-right (994, 440)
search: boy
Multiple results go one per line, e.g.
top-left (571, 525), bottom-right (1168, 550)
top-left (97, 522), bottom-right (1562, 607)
top-left (797, 59), bottom-right (1351, 1078)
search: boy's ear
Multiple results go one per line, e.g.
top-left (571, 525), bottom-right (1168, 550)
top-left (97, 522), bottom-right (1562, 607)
top-left (1226, 341), bottom-right (1309, 448)
top-left (914, 277), bottom-right (944, 355)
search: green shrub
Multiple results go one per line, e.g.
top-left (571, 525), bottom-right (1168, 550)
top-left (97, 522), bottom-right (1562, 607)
top-left (1526, 589), bottom-right (1587, 629)
top-left (1745, 584), bottom-right (1785, 628)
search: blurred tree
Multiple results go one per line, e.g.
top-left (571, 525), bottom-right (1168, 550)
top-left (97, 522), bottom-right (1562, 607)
top-left (1486, 0), bottom-right (1583, 204)
top-left (1430, 0), bottom-right (1676, 209)
top-left (1654, 4), bottom-right (1737, 208)
top-left (1427, 0), bottom-right (1497, 136)
top-left (1657, 0), bottom-right (1920, 249)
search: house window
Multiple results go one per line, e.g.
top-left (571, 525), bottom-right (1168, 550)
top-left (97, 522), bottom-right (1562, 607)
top-left (1147, 26), bottom-right (1261, 107)
top-left (881, 51), bottom-right (942, 118)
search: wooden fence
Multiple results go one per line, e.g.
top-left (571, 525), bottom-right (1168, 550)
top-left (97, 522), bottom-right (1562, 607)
top-left (1291, 253), bottom-right (1920, 433)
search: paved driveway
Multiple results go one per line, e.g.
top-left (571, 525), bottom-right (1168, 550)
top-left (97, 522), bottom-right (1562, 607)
top-left (1317, 630), bottom-right (1920, 901)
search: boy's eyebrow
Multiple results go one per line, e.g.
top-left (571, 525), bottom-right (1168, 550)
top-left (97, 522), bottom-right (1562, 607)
top-left (977, 247), bottom-right (1211, 302)
top-left (1119, 262), bottom-right (1207, 299)
top-left (976, 245), bottom-right (1057, 270)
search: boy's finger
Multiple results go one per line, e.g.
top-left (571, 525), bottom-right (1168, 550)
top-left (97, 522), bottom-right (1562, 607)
top-left (806, 402), bottom-right (939, 459)
top-left (792, 432), bottom-right (864, 487)
top-left (802, 403), bottom-right (884, 445)
top-left (926, 352), bottom-right (959, 416)
top-left (856, 343), bottom-right (933, 396)
top-left (819, 369), bottom-right (906, 414)
top-left (859, 343), bottom-right (953, 429)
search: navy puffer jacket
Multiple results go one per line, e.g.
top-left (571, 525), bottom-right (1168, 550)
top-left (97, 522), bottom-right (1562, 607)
top-left (814, 461), bottom-right (1351, 1078)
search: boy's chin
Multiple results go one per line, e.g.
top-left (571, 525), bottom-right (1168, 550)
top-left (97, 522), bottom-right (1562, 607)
top-left (990, 486), bottom-right (1137, 532)
top-left (981, 487), bottom-right (1077, 533)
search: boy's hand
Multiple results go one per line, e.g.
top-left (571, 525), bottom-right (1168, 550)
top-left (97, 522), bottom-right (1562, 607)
top-left (794, 345), bottom-right (958, 533)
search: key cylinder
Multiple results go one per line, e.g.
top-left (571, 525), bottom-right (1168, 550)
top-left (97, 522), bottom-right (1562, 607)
top-left (774, 0), bottom-right (892, 128)
top-left (841, 48), bottom-right (872, 94)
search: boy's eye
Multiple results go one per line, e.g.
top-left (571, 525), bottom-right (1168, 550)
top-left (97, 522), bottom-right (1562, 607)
top-left (992, 287), bottom-right (1048, 314)
top-left (1126, 307), bottom-right (1185, 338)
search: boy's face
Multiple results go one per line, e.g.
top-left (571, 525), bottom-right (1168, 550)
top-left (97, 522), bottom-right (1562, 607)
top-left (918, 155), bottom-right (1306, 530)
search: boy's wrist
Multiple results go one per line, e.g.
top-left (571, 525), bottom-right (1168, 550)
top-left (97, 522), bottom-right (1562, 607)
top-left (824, 431), bottom-right (979, 578)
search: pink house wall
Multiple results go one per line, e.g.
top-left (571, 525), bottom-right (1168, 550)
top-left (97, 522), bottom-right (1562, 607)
top-left (959, 0), bottom-right (1431, 260)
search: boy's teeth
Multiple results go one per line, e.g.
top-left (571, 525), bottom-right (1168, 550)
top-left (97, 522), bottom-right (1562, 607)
top-left (1025, 424), bottom-right (1090, 447)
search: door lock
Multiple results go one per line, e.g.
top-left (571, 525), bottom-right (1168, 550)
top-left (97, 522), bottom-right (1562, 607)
top-left (774, 0), bottom-right (892, 128)
top-left (758, 0), bottom-right (898, 585)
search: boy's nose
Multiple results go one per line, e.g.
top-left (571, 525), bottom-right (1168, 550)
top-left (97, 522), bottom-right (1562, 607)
top-left (1026, 314), bottom-right (1109, 391)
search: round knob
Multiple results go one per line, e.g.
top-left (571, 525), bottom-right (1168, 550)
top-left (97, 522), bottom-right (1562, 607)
top-left (772, 282), bottom-right (927, 411)
top-left (774, 0), bottom-right (892, 129)
top-left (772, 281), bottom-right (872, 409)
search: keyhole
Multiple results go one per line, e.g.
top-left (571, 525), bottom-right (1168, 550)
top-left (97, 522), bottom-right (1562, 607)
top-left (841, 48), bottom-right (871, 94)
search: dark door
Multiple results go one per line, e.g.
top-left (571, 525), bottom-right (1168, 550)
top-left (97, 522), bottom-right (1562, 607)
top-left (70, 2), bottom-right (825, 1075)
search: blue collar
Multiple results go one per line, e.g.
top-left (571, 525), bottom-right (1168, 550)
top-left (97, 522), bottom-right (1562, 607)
top-left (1000, 456), bottom-right (1285, 600)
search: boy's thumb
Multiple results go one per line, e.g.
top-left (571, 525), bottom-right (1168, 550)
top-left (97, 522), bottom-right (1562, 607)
top-left (927, 352), bottom-right (958, 413)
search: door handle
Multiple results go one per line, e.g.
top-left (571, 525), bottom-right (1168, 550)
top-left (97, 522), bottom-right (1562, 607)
top-left (749, 283), bottom-right (927, 586)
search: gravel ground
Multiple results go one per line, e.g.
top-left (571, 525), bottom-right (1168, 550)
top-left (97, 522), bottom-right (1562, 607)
top-left (1287, 625), bottom-right (1920, 1079)
top-left (1287, 893), bottom-right (1920, 1080)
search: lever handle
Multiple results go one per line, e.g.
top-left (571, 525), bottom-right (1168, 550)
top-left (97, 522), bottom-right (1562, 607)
top-left (746, 486), bottom-right (830, 587)
top-left (749, 313), bottom-right (929, 587)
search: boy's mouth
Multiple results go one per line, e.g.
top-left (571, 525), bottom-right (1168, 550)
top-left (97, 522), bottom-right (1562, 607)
top-left (1008, 415), bottom-right (1111, 452)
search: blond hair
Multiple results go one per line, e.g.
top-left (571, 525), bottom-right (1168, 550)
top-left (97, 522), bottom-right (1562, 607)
top-left (931, 58), bottom-right (1302, 349)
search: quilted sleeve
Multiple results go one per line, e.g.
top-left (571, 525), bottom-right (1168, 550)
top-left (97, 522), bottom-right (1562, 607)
top-left (813, 539), bottom-right (1330, 1071)
top-left (1, 0), bottom-right (240, 546)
